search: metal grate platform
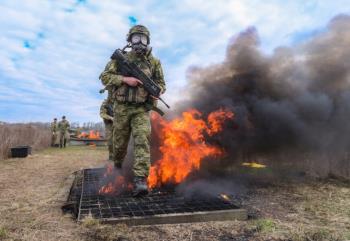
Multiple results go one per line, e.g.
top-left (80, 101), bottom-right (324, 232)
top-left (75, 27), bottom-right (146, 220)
top-left (63, 168), bottom-right (247, 225)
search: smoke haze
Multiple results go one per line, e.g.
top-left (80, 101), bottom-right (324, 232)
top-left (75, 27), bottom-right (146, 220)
top-left (174, 15), bottom-right (350, 177)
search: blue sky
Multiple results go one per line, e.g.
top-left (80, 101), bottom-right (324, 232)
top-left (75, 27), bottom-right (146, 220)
top-left (0, 0), bottom-right (349, 123)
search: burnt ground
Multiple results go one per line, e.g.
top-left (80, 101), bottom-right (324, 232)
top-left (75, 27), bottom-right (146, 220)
top-left (0, 146), bottom-right (349, 241)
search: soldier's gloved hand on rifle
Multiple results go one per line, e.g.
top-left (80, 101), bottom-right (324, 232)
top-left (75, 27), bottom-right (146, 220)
top-left (122, 76), bottom-right (143, 87)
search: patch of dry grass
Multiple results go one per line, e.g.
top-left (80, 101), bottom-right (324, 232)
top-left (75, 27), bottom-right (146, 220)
top-left (0, 146), bottom-right (107, 241)
top-left (0, 146), bottom-right (349, 241)
top-left (0, 123), bottom-right (51, 160)
top-left (241, 179), bottom-right (350, 241)
top-left (82, 179), bottom-right (350, 241)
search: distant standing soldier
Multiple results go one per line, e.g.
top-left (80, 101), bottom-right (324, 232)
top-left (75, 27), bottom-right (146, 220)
top-left (50, 118), bottom-right (58, 147)
top-left (99, 25), bottom-right (166, 196)
top-left (58, 116), bottom-right (70, 148)
top-left (100, 98), bottom-right (114, 161)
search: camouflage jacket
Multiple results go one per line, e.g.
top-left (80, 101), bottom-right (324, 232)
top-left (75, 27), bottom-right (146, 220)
top-left (58, 120), bottom-right (70, 132)
top-left (99, 50), bottom-right (166, 104)
top-left (100, 99), bottom-right (113, 122)
top-left (50, 122), bottom-right (58, 133)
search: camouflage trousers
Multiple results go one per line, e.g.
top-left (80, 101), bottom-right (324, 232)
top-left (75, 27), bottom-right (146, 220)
top-left (51, 132), bottom-right (58, 146)
top-left (113, 102), bottom-right (151, 177)
top-left (103, 120), bottom-right (114, 161)
top-left (58, 131), bottom-right (70, 148)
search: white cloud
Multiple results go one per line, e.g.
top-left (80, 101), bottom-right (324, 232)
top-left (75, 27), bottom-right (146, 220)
top-left (0, 0), bottom-right (349, 122)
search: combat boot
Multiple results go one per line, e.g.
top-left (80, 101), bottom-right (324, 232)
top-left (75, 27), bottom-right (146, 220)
top-left (133, 177), bottom-right (148, 197)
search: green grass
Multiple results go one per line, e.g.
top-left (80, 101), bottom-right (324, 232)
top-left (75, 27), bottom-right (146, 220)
top-left (344, 231), bottom-right (350, 240)
top-left (253, 219), bottom-right (276, 233)
top-left (0, 226), bottom-right (8, 239)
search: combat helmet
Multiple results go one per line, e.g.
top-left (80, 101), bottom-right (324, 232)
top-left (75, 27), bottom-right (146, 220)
top-left (126, 25), bottom-right (150, 44)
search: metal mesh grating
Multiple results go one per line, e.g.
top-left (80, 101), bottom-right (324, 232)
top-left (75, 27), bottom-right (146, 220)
top-left (63, 168), bottom-right (243, 223)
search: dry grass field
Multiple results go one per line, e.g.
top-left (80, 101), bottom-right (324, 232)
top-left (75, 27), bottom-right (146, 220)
top-left (0, 123), bottom-right (51, 161)
top-left (0, 146), bottom-right (349, 241)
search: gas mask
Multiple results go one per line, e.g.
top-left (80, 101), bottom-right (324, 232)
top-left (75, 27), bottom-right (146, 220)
top-left (130, 33), bottom-right (149, 54)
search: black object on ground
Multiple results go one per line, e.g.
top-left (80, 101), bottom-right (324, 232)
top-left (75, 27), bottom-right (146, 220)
top-left (11, 146), bottom-right (32, 158)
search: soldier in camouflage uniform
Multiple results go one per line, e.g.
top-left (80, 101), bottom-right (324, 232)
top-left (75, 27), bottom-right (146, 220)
top-left (50, 118), bottom-right (58, 147)
top-left (58, 116), bottom-right (70, 148)
top-left (100, 98), bottom-right (114, 161)
top-left (99, 25), bottom-right (166, 196)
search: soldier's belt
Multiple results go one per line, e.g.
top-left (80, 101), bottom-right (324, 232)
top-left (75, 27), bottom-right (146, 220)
top-left (117, 101), bottom-right (145, 106)
top-left (116, 101), bottom-right (164, 116)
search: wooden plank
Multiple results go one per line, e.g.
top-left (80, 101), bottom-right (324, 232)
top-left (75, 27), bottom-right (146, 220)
top-left (90, 209), bottom-right (248, 226)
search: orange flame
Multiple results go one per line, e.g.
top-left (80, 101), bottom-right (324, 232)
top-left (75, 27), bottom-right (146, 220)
top-left (98, 164), bottom-right (132, 195)
top-left (78, 130), bottom-right (101, 139)
top-left (148, 108), bottom-right (234, 188)
top-left (99, 182), bottom-right (114, 194)
top-left (99, 175), bottom-right (126, 194)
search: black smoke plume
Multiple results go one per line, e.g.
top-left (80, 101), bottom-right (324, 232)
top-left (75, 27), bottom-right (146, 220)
top-left (174, 15), bottom-right (350, 178)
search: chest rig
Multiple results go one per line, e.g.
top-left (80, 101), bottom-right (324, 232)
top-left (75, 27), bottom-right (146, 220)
top-left (114, 51), bottom-right (154, 104)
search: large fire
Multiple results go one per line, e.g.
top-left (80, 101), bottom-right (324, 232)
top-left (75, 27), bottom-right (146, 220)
top-left (98, 108), bottom-right (234, 195)
top-left (147, 108), bottom-right (234, 188)
top-left (78, 130), bottom-right (101, 139)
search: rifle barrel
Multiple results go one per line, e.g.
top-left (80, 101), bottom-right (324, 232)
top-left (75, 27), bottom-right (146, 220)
top-left (159, 97), bottom-right (170, 109)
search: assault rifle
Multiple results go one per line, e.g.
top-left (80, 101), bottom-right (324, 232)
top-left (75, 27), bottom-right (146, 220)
top-left (110, 49), bottom-right (170, 109)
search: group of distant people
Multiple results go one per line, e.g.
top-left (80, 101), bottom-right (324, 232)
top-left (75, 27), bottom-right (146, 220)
top-left (50, 116), bottom-right (70, 148)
